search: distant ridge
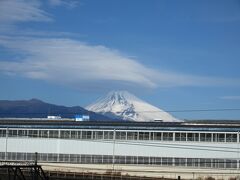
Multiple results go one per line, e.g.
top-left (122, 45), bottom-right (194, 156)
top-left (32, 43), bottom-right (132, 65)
top-left (86, 91), bottom-right (180, 122)
top-left (0, 99), bottom-right (112, 120)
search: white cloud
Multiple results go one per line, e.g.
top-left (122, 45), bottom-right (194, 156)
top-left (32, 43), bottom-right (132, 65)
top-left (49, 0), bottom-right (62, 6)
top-left (220, 96), bottom-right (240, 100)
top-left (2, 29), bottom-right (82, 38)
top-left (0, 37), bottom-right (157, 89)
top-left (0, 0), bottom-right (52, 24)
top-left (0, 36), bottom-right (239, 90)
top-left (0, 0), bottom-right (239, 91)
top-left (0, 0), bottom-right (78, 36)
top-left (48, 0), bottom-right (79, 8)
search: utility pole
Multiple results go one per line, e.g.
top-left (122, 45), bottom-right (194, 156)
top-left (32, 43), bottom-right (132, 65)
top-left (238, 131), bottom-right (240, 169)
top-left (35, 152), bottom-right (38, 166)
top-left (112, 129), bottom-right (116, 172)
top-left (34, 152), bottom-right (38, 180)
top-left (5, 127), bottom-right (8, 161)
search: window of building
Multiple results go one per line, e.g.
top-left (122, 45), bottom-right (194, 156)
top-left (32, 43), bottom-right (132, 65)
top-left (104, 131), bottom-right (114, 140)
top-left (116, 131), bottom-right (126, 140)
top-left (82, 131), bottom-right (92, 139)
top-left (0, 129), bottom-right (6, 137)
top-left (70, 131), bottom-right (77, 139)
top-left (139, 132), bottom-right (149, 140)
top-left (41, 130), bottom-right (49, 138)
top-left (60, 131), bottom-right (70, 139)
top-left (28, 130), bottom-right (38, 138)
top-left (154, 132), bottom-right (162, 141)
top-left (200, 133), bottom-right (212, 142)
top-left (18, 130), bottom-right (28, 137)
top-left (213, 133), bottom-right (225, 142)
top-left (48, 130), bottom-right (58, 138)
top-left (175, 158), bottom-right (186, 166)
top-left (8, 130), bottom-right (18, 137)
top-left (96, 131), bottom-right (103, 139)
top-left (162, 157), bottom-right (173, 166)
top-left (187, 133), bottom-right (194, 141)
top-left (226, 134), bottom-right (237, 142)
top-left (163, 132), bottom-right (173, 141)
top-left (127, 132), bottom-right (138, 140)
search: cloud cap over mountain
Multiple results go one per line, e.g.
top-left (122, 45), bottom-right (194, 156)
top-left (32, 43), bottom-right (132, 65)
top-left (0, 36), bottom-right (239, 92)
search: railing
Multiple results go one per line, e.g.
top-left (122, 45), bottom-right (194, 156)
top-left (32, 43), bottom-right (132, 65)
top-left (0, 160), bottom-right (48, 180)
top-left (1, 128), bottom-right (239, 143)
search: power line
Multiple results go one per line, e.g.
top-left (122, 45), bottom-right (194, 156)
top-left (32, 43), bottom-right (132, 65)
top-left (1, 108), bottom-right (240, 114)
top-left (9, 134), bottom-right (240, 154)
top-left (74, 139), bottom-right (240, 154)
top-left (114, 108), bottom-right (240, 113)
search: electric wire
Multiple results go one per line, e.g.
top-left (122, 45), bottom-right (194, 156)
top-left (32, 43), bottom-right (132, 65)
top-left (0, 108), bottom-right (240, 114)
top-left (5, 134), bottom-right (240, 154)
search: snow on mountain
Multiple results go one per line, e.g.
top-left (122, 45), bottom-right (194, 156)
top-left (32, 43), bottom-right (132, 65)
top-left (86, 91), bottom-right (180, 122)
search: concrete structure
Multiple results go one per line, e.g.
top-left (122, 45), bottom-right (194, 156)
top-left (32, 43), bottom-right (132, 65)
top-left (47, 116), bottom-right (61, 120)
top-left (0, 120), bottom-right (240, 171)
top-left (75, 115), bottom-right (90, 121)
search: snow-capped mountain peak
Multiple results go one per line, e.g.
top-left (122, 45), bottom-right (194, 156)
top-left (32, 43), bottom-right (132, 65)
top-left (86, 91), bottom-right (180, 122)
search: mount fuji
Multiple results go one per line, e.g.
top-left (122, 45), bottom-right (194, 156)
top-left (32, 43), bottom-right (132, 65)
top-left (86, 91), bottom-right (180, 122)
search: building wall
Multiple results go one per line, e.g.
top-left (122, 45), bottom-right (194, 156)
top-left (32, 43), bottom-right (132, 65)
top-left (0, 137), bottom-right (239, 159)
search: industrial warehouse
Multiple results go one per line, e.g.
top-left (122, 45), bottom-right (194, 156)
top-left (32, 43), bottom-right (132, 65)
top-left (0, 119), bottom-right (240, 171)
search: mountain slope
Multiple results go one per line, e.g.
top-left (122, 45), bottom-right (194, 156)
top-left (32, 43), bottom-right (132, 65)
top-left (0, 99), bottom-right (111, 120)
top-left (86, 91), bottom-right (180, 122)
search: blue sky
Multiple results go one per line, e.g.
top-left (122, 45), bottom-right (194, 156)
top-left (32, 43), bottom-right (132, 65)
top-left (0, 0), bottom-right (240, 120)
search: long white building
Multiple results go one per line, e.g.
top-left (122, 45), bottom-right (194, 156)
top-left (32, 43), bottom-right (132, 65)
top-left (0, 119), bottom-right (239, 169)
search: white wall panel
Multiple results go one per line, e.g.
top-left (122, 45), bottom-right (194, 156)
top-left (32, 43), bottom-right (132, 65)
top-left (0, 137), bottom-right (239, 159)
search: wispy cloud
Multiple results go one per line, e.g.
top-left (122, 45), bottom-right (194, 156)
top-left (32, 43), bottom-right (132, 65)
top-left (0, 36), bottom-right (239, 91)
top-left (0, 0), bottom-right (80, 36)
top-left (220, 96), bottom-right (240, 100)
top-left (0, 0), bottom-right (52, 24)
top-left (0, 36), bottom-right (158, 89)
top-left (1, 29), bottom-right (85, 39)
top-left (48, 0), bottom-right (79, 9)
top-left (0, 0), bottom-right (239, 91)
